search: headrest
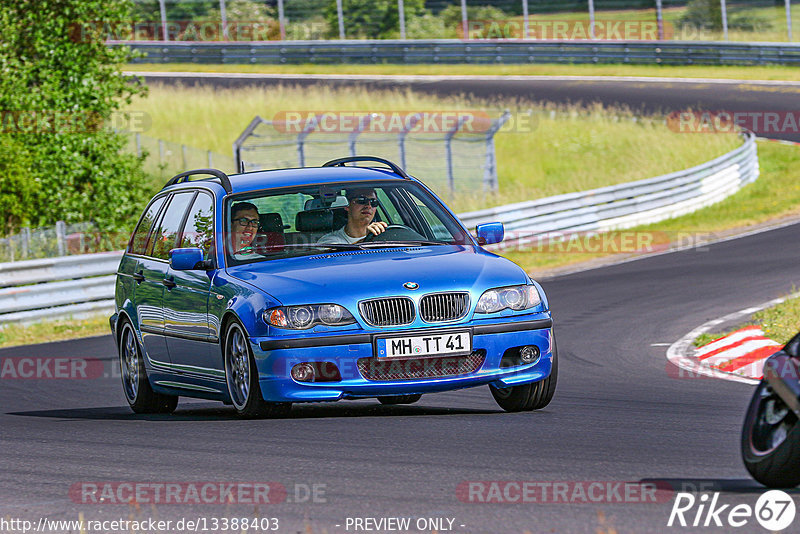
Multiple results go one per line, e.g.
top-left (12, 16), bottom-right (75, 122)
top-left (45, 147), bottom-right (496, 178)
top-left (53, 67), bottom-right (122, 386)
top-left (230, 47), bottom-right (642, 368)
top-left (295, 209), bottom-right (333, 233)
top-left (259, 212), bottom-right (284, 233)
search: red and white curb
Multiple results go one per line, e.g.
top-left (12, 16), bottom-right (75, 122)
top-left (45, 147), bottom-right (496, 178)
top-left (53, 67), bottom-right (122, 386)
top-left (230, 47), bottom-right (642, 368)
top-left (666, 292), bottom-right (800, 385)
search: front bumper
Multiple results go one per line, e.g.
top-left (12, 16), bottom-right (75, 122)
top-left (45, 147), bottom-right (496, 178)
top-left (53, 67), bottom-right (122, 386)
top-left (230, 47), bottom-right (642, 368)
top-left (251, 315), bottom-right (553, 402)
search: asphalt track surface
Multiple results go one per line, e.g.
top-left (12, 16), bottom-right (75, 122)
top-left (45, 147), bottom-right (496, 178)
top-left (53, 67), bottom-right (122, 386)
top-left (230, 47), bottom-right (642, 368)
top-left (134, 72), bottom-right (800, 143)
top-left (3, 75), bottom-right (800, 533)
top-left (4, 222), bottom-right (800, 533)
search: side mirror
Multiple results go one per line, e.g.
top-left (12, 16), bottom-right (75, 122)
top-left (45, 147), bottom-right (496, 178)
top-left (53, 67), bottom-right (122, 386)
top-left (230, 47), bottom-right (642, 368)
top-left (169, 247), bottom-right (206, 270)
top-left (475, 222), bottom-right (504, 246)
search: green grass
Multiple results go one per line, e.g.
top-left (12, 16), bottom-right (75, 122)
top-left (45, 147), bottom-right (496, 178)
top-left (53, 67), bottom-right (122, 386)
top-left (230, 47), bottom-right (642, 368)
top-left (0, 315), bottom-right (111, 348)
top-left (125, 84), bottom-right (738, 213)
top-left (504, 140), bottom-right (800, 273)
top-left (126, 62), bottom-right (800, 82)
top-left (694, 291), bottom-right (800, 347)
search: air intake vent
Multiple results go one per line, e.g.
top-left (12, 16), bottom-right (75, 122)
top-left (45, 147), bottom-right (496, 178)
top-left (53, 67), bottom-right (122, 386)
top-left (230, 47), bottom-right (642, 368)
top-left (420, 292), bottom-right (470, 322)
top-left (358, 297), bottom-right (415, 327)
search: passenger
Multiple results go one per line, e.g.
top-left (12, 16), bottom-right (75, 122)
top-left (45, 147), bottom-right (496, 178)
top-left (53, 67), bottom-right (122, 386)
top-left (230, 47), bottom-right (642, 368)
top-left (318, 188), bottom-right (387, 244)
top-left (230, 202), bottom-right (260, 256)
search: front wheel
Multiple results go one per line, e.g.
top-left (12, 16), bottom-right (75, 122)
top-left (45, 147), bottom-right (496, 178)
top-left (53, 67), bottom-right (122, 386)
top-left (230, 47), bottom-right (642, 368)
top-left (224, 321), bottom-right (291, 419)
top-left (490, 336), bottom-right (558, 412)
top-left (741, 380), bottom-right (800, 487)
top-left (119, 321), bottom-right (178, 414)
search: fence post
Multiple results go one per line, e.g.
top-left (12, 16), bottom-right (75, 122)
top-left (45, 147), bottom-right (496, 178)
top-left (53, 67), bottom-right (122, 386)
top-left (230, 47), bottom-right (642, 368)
top-left (348, 113), bottom-right (377, 157)
top-left (56, 221), bottom-right (66, 257)
top-left (297, 115), bottom-right (321, 167)
top-left (655, 0), bottom-right (664, 40)
top-left (336, 0), bottom-right (345, 39)
top-left (522, 0), bottom-right (529, 39)
top-left (461, 0), bottom-right (468, 39)
top-left (588, 0), bottom-right (596, 39)
top-left (207, 150), bottom-right (213, 167)
top-left (483, 111), bottom-right (511, 192)
top-left (158, 0), bottom-right (168, 41)
top-left (278, 0), bottom-right (286, 40)
top-left (397, 113), bottom-right (422, 171)
top-left (158, 139), bottom-right (165, 165)
top-left (219, 0), bottom-right (229, 40)
top-left (181, 144), bottom-right (188, 169)
top-left (445, 116), bottom-right (469, 194)
top-left (720, 0), bottom-right (728, 40)
top-left (21, 227), bottom-right (30, 259)
top-left (787, 0), bottom-right (793, 41)
top-left (398, 0), bottom-right (407, 39)
top-left (135, 132), bottom-right (142, 158)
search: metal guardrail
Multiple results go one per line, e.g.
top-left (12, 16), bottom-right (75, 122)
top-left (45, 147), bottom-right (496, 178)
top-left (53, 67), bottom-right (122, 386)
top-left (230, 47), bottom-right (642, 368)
top-left (459, 132), bottom-right (759, 248)
top-left (0, 133), bottom-right (758, 326)
top-left (121, 40), bottom-right (800, 66)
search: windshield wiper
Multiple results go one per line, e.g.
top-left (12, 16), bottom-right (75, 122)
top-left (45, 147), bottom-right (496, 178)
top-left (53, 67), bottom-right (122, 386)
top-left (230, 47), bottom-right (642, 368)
top-left (257, 243), bottom-right (366, 252)
top-left (360, 240), bottom-right (446, 247)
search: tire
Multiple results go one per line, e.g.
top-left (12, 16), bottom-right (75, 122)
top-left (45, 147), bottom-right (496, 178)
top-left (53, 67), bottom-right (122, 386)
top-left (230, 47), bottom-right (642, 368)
top-left (490, 336), bottom-right (558, 413)
top-left (224, 321), bottom-right (291, 419)
top-left (741, 380), bottom-right (800, 488)
top-left (118, 321), bottom-right (178, 414)
top-left (378, 394), bottom-right (422, 405)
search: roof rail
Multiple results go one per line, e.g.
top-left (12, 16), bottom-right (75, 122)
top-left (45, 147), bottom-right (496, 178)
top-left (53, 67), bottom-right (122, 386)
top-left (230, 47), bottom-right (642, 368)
top-left (163, 168), bottom-right (233, 194)
top-left (321, 156), bottom-right (410, 179)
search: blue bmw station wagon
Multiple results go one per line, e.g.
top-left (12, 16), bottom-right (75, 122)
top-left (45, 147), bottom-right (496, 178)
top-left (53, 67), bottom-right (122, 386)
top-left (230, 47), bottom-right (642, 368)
top-left (111, 157), bottom-right (556, 418)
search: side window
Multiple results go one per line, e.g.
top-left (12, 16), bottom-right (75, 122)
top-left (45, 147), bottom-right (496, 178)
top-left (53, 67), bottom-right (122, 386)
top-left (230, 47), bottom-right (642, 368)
top-left (128, 196), bottom-right (166, 255)
top-left (376, 189), bottom-right (399, 225)
top-left (407, 191), bottom-right (453, 241)
top-left (180, 193), bottom-right (214, 258)
top-left (150, 192), bottom-right (195, 261)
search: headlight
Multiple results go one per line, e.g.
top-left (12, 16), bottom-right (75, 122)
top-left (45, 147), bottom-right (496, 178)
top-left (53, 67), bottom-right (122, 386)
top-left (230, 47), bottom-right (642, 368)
top-left (264, 304), bottom-right (356, 329)
top-left (475, 285), bottom-right (541, 314)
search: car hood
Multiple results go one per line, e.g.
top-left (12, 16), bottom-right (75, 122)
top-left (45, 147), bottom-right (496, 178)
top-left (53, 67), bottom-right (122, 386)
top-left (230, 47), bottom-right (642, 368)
top-left (226, 245), bottom-right (529, 306)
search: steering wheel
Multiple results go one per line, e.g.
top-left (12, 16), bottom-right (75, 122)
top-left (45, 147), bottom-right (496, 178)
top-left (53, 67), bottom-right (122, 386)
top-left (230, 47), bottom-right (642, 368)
top-left (362, 224), bottom-right (427, 243)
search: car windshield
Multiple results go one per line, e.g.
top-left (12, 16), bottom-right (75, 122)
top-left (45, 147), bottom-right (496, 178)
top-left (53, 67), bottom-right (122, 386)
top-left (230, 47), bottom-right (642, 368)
top-left (225, 180), bottom-right (471, 265)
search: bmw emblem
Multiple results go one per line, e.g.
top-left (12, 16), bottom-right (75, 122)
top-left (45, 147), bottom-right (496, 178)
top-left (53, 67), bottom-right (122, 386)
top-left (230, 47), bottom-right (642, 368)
top-left (403, 282), bottom-right (420, 290)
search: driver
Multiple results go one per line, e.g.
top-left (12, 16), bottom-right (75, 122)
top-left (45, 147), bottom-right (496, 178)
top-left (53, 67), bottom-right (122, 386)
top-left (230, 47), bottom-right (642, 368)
top-left (318, 188), bottom-right (387, 244)
top-left (230, 202), bottom-right (260, 257)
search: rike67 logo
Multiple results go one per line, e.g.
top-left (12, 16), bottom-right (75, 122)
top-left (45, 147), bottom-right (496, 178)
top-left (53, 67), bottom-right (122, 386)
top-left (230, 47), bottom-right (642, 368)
top-left (668, 490), bottom-right (796, 530)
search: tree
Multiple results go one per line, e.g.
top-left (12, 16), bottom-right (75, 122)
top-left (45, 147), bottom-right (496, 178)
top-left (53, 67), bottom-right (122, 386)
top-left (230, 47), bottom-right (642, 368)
top-left (0, 0), bottom-right (152, 236)
top-left (325, 0), bottom-right (425, 39)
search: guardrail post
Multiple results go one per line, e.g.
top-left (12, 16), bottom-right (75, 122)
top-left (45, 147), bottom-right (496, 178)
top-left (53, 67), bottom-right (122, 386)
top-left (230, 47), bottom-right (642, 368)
top-left (445, 116), bottom-right (469, 194)
top-left (460, 0), bottom-right (468, 40)
top-left (397, 113), bottom-right (422, 170)
top-left (522, 0), bottom-right (529, 39)
top-left (483, 111), bottom-right (511, 192)
top-left (398, 0), bottom-right (407, 39)
top-left (158, 0), bottom-right (168, 41)
top-left (721, 0), bottom-right (729, 40)
top-left (336, 0), bottom-right (345, 39)
top-left (21, 227), bottom-right (30, 259)
top-left (56, 221), bottom-right (66, 257)
top-left (588, 0), bottom-right (596, 39)
top-left (787, 0), bottom-right (794, 41)
top-left (656, 0), bottom-right (664, 40)
top-left (278, 0), bottom-right (286, 40)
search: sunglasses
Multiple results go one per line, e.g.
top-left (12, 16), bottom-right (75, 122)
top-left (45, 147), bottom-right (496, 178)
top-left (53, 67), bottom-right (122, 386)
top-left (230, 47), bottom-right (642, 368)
top-left (233, 217), bottom-right (259, 228)
top-left (352, 196), bottom-right (379, 208)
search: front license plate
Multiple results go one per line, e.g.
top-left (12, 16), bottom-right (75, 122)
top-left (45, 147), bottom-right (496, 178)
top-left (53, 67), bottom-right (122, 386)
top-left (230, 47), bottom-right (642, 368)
top-left (376, 331), bottom-right (471, 359)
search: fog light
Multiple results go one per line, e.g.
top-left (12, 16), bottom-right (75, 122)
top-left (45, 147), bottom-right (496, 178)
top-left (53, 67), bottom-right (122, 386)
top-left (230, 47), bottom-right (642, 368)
top-left (291, 363), bottom-right (315, 382)
top-left (519, 345), bottom-right (540, 364)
